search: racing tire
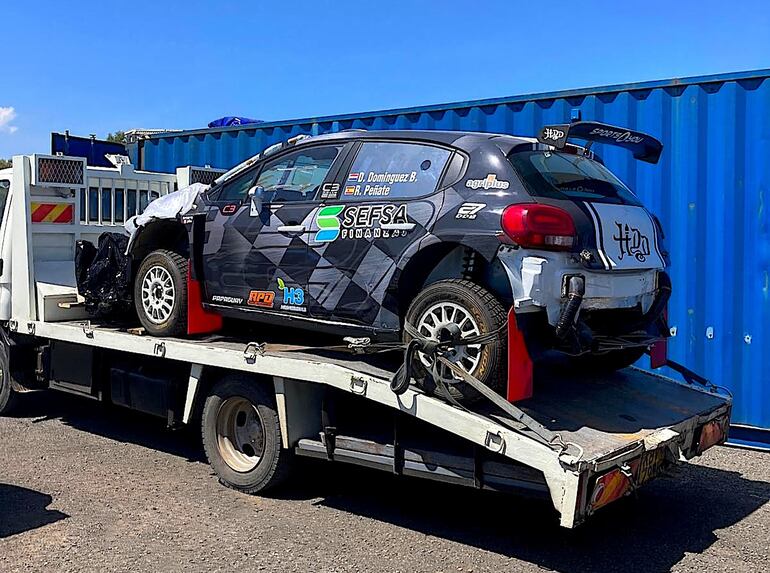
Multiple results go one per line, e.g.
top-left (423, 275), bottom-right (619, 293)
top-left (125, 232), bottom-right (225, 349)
top-left (0, 337), bottom-right (16, 416)
top-left (569, 347), bottom-right (647, 373)
top-left (201, 374), bottom-right (294, 494)
top-left (134, 249), bottom-right (188, 337)
top-left (404, 279), bottom-right (507, 404)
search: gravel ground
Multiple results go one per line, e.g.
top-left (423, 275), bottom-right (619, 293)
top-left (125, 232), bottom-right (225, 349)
top-left (1, 391), bottom-right (768, 573)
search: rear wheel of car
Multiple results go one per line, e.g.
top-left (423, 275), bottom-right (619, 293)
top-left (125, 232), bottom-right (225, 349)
top-left (201, 374), bottom-right (293, 494)
top-left (404, 279), bottom-right (507, 404)
top-left (134, 249), bottom-right (188, 337)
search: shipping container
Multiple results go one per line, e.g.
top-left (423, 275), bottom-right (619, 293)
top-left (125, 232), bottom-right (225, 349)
top-left (137, 69), bottom-right (770, 445)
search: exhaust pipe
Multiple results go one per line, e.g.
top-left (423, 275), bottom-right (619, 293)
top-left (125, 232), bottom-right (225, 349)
top-left (555, 276), bottom-right (585, 339)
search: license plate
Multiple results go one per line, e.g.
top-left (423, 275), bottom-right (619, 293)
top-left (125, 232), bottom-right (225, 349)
top-left (698, 416), bottom-right (728, 453)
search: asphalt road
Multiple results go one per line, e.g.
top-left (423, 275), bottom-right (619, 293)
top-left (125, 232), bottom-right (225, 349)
top-left (1, 391), bottom-right (768, 573)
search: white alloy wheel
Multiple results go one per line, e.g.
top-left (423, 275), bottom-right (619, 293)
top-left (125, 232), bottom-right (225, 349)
top-left (140, 265), bottom-right (176, 324)
top-left (415, 301), bottom-right (483, 381)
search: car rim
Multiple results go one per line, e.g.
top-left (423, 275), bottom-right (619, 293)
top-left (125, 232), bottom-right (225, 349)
top-left (415, 301), bottom-right (483, 381)
top-left (140, 265), bottom-right (175, 324)
top-left (215, 397), bottom-right (265, 473)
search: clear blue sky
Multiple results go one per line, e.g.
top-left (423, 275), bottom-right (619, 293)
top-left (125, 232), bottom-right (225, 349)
top-left (2, 0), bottom-right (768, 157)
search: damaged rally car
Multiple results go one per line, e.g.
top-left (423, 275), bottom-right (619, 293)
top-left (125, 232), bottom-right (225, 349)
top-left (127, 122), bottom-right (670, 402)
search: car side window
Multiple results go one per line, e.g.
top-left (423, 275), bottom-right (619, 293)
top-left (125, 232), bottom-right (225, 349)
top-left (216, 169), bottom-right (257, 203)
top-left (255, 145), bottom-right (343, 203)
top-left (341, 142), bottom-right (451, 200)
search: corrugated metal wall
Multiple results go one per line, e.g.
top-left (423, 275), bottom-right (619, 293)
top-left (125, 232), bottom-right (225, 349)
top-left (139, 70), bottom-right (770, 441)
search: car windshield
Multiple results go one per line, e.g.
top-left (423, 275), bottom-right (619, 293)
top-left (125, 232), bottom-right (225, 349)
top-left (508, 150), bottom-right (641, 205)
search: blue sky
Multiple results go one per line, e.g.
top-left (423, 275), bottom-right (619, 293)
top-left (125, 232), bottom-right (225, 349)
top-left (1, 0), bottom-right (768, 157)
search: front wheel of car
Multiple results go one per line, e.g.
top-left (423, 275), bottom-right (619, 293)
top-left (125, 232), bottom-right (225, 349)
top-left (134, 249), bottom-right (188, 337)
top-left (404, 279), bottom-right (507, 404)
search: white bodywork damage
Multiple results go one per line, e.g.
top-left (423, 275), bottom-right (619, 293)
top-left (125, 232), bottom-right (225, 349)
top-left (498, 248), bottom-right (660, 326)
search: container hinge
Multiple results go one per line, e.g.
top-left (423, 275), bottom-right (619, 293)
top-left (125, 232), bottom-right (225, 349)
top-left (153, 341), bottom-right (166, 357)
top-left (243, 342), bottom-right (265, 363)
top-left (27, 322), bottom-right (35, 335)
top-left (350, 376), bottom-right (368, 396)
top-left (8, 320), bottom-right (18, 332)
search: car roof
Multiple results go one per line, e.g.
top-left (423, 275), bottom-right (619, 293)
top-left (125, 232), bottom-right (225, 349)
top-left (302, 129), bottom-right (536, 149)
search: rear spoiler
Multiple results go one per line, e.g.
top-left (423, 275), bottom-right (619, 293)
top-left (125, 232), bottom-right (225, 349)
top-left (537, 121), bottom-right (663, 164)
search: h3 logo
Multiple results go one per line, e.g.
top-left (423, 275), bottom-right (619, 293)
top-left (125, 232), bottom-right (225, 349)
top-left (277, 278), bottom-right (304, 305)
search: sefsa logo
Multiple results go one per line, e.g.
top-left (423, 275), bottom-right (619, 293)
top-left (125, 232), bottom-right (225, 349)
top-left (612, 222), bottom-right (650, 262)
top-left (316, 205), bottom-right (345, 242)
top-left (247, 290), bottom-right (275, 308)
top-left (314, 204), bottom-right (411, 242)
top-left (465, 174), bottom-right (510, 191)
top-left (277, 278), bottom-right (306, 313)
top-left (456, 202), bottom-right (486, 220)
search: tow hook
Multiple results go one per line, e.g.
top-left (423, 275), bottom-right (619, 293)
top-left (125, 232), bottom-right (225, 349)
top-left (555, 275), bottom-right (585, 339)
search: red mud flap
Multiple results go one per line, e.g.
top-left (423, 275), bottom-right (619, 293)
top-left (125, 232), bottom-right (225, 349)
top-left (507, 308), bottom-right (533, 402)
top-left (187, 263), bottom-right (222, 335)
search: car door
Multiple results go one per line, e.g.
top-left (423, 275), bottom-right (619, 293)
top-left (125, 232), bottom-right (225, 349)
top-left (201, 143), bottom-right (347, 316)
top-left (306, 140), bottom-right (452, 329)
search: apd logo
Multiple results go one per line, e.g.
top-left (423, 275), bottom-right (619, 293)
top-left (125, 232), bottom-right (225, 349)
top-left (612, 222), bottom-right (650, 262)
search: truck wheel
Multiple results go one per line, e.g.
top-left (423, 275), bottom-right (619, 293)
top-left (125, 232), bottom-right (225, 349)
top-left (134, 249), bottom-right (188, 336)
top-left (201, 374), bottom-right (293, 494)
top-left (0, 339), bottom-right (17, 415)
top-left (404, 279), bottom-right (507, 403)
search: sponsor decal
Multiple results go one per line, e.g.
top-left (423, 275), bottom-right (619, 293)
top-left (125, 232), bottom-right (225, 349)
top-left (314, 204), bottom-right (412, 242)
top-left (465, 174), bottom-right (510, 191)
top-left (612, 222), bottom-right (650, 262)
top-left (247, 290), bottom-right (275, 308)
top-left (348, 171), bottom-right (365, 183)
top-left (320, 182), bottom-right (340, 200)
top-left (277, 278), bottom-right (306, 313)
top-left (589, 127), bottom-right (644, 144)
top-left (222, 204), bottom-right (238, 215)
top-left (542, 127), bottom-right (566, 141)
top-left (181, 215), bottom-right (194, 225)
top-left (456, 202), bottom-right (486, 220)
top-left (212, 295), bottom-right (243, 305)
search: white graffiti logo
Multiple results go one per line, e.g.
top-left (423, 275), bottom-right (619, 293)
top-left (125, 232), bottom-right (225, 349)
top-left (542, 127), bottom-right (565, 141)
top-left (465, 174), bottom-right (510, 190)
top-left (589, 127), bottom-right (644, 144)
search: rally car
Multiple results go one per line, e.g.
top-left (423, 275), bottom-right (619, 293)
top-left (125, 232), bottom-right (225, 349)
top-left (128, 121), bottom-right (670, 402)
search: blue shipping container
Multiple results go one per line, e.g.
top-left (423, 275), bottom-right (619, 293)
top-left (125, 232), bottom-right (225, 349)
top-left (139, 69), bottom-right (770, 446)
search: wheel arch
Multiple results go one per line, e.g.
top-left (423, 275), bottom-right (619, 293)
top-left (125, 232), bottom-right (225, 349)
top-left (129, 220), bottom-right (190, 266)
top-left (392, 241), bottom-right (513, 320)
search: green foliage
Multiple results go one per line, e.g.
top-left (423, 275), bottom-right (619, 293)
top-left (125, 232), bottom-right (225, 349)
top-left (0, 158), bottom-right (11, 169)
top-left (106, 131), bottom-right (127, 143)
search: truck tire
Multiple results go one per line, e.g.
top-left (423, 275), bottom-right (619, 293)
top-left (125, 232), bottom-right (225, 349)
top-left (404, 279), bottom-right (507, 404)
top-left (134, 249), bottom-right (188, 337)
top-left (201, 374), bottom-right (293, 494)
top-left (0, 337), bottom-right (17, 415)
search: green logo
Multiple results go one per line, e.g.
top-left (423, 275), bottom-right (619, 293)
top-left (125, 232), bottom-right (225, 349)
top-left (315, 205), bottom-right (344, 242)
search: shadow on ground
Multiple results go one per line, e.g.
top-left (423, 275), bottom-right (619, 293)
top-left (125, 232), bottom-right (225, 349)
top-left (8, 391), bottom-right (769, 573)
top-left (0, 484), bottom-right (69, 539)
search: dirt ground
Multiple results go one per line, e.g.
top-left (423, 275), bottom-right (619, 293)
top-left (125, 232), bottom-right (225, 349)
top-left (1, 391), bottom-right (768, 573)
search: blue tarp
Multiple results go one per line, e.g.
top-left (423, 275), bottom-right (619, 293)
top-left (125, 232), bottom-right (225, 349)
top-left (207, 116), bottom-right (264, 128)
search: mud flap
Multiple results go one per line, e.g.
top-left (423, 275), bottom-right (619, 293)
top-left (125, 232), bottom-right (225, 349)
top-left (507, 308), bottom-right (533, 402)
top-left (187, 266), bottom-right (223, 335)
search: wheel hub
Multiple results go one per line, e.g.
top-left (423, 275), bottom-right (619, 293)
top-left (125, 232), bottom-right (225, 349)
top-left (140, 265), bottom-right (176, 324)
top-left (216, 396), bottom-right (265, 473)
top-left (415, 301), bottom-right (483, 382)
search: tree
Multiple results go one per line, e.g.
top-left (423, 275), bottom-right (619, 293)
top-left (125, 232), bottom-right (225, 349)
top-left (0, 158), bottom-right (11, 169)
top-left (106, 131), bottom-right (127, 143)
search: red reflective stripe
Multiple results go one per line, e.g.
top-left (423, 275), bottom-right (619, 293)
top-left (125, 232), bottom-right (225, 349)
top-left (31, 203), bottom-right (56, 222)
top-left (52, 204), bottom-right (74, 223)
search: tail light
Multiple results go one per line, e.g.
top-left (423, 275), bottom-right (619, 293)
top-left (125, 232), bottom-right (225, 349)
top-left (501, 203), bottom-right (576, 250)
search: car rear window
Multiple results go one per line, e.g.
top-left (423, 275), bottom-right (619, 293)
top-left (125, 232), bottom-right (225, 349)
top-left (508, 151), bottom-right (641, 205)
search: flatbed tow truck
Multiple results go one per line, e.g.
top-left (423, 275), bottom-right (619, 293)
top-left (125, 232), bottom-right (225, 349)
top-left (0, 153), bottom-right (732, 528)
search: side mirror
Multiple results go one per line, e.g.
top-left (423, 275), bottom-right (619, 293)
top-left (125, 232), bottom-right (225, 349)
top-left (248, 185), bottom-right (265, 215)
